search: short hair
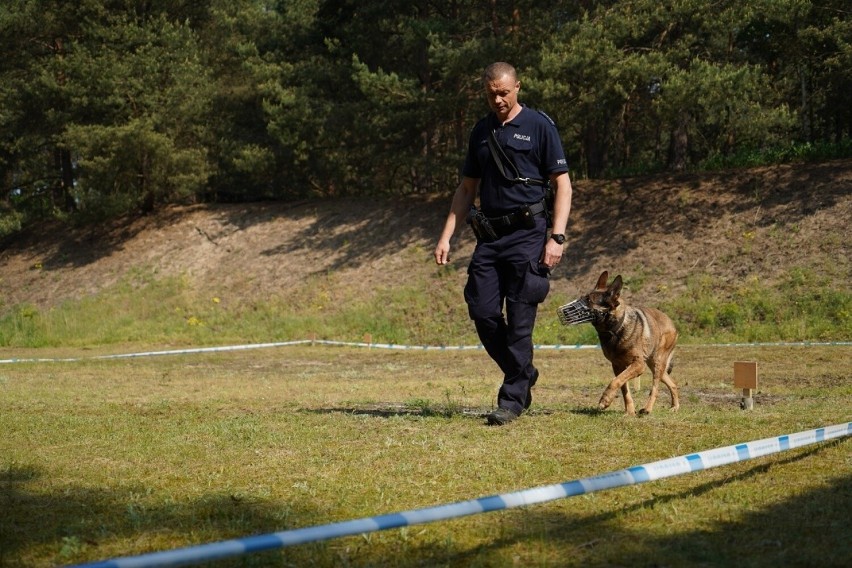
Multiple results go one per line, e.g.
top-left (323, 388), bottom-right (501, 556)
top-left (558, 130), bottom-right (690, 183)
top-left (483, 62), bottom-right (517, 84)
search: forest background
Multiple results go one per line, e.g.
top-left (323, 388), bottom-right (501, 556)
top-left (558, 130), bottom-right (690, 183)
top-left (2, 5), bottom-right (850, 567)
top-left (1, 0), bottom-right (851, 235)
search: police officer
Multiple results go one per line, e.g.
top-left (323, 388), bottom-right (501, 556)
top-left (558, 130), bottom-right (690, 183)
top-left (435, 62), bottom-right (572, 425)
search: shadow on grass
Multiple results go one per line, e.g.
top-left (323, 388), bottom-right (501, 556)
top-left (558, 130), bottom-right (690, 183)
top-left (304, 404), bottom-right (557, 419)
top-left (558, 160), bottom-right (852, 283)
top-left (0, 465), bottom-right (326, 567)
top-left (569, 406), bottom-right (605, 416)
top-left (2, 440), bottom-right (848, 567)
top-left (304, 402), bottom-right (488, 419)
top-left (410, 440), bottom-right (851, 567)
top-left (21, 160), bottom-right (848, 284)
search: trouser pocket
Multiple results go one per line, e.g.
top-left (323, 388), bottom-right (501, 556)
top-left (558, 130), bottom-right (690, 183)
top-left (514, 260), bottom-right (550, 305)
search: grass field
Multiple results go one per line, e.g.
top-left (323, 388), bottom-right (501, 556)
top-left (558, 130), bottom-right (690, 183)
top-left (1, 344), bottom-right (850, 567)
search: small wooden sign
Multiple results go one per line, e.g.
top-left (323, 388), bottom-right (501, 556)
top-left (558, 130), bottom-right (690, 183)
top-left (733, 361), bottom-right (758, 389)
top-left (734, 361), bottom-right (758, 410)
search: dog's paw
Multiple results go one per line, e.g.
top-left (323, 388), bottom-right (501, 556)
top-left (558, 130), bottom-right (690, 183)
top-left (598, 392), bottom-right (616, 410)
top-left (669, 405), bottom-right (680, 412)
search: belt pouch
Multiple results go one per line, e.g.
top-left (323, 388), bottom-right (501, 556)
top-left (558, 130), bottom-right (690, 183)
top-left (517, 204), bottom-right (536, 229)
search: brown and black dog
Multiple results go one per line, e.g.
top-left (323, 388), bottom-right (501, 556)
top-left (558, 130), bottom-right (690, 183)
top-left (560, 271), bottom-right (680, 415)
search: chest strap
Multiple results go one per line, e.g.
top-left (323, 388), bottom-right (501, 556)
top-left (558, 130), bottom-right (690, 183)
top-left (487, 130), bottom-right (548, 187)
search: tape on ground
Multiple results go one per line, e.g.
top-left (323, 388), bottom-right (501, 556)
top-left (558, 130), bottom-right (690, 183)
top-left (3, 339), bottom-right (850, 364)
top-left (71, 422), bottom-right (851, 568)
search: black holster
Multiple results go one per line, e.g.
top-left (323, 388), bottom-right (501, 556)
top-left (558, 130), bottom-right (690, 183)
top-left (467, 206), bottom-right (498, 242)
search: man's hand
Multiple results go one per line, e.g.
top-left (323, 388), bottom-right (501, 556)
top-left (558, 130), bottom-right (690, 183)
top-left (435, 178), bottom-right (478, 266)
top-left (435, 239), bottom-right (451, 265)
top-left (541, 237), bottom-right (563, 269)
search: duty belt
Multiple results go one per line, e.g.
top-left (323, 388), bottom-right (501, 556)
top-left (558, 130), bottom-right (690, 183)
top-left (486, 199), bottom-right (547, 229)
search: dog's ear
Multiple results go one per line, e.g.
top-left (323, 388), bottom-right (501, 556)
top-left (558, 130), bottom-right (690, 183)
top-left (595, 271), bottom-right (609, 290)
top-left (608, 275), bottom-right (623, 303)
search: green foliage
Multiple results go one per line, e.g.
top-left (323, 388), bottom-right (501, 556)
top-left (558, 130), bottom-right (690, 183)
top-left (665, 270), bottom-right (852, 343)
top-left (0, 267), bottom-right (476, 348)
top-left (3, 262), bottom-right (848, 349)
top-left (0, 208), bottom-right (23, 239)
top-left (0, 3), bottom-right (213, 221)
top-left (702, 139), bottom-right (852, 170)
top-left (536, 0), bottom-right (803, 176)
top-left (65, 120), bottom-right (210, 213)
top-left (1, 0), bottom-right (851, 228)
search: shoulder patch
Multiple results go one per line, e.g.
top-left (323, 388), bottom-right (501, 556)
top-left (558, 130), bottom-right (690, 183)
top-left (536, 110), bottom-right (557, 127)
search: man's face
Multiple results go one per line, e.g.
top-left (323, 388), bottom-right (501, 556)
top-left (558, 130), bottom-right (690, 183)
top-left (485, 74), bottom-right (519, 122)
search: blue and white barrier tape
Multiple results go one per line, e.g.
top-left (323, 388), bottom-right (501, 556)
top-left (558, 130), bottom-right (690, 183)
top-left (71, 422), bottom-right (851, 568)
top-left (0, 340), bottom-right (316, 363)
top-left (3, 339), bottom-right (849, 364)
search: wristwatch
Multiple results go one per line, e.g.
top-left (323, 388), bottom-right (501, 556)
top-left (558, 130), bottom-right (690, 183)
top-left (550, 233), bottom-right (566, 245)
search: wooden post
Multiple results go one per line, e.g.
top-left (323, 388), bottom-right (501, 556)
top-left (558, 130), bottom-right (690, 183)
top-left (363, 333), bottom-right (372, 346)
top-left (733, 361), bottom-right (758, 410)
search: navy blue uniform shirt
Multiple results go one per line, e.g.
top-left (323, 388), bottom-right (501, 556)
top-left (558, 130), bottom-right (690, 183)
top-left (463, 105), bottom-right (568, 216)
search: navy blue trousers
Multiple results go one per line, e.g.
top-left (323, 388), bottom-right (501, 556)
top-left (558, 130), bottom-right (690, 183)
top-left (464, 217), bottom-right (550, 415)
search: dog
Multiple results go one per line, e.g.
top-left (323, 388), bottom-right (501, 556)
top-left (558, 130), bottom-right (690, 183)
top-left (558, 271), bottom-right (680, 415)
